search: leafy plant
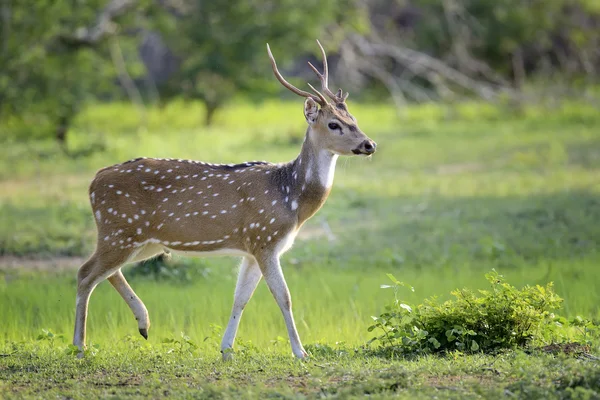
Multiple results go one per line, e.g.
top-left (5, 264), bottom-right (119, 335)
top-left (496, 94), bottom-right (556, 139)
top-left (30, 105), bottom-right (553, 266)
top-left (36, 329), bottom-right (64, 345)
top-left (127, 254), bottom-right (211, 284)
top-left (162, 332), bottom-right (198, 355)
top-left (368, 271), bottom-right (577, 356)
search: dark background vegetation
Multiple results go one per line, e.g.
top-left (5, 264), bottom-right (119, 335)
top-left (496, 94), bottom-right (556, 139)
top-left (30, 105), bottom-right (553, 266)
top-left (2, 0), bottom-right (599, 143)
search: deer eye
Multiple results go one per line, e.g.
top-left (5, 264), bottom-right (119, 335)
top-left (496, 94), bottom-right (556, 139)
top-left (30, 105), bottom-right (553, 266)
top-left (328, 122), bottom-right (341, 131)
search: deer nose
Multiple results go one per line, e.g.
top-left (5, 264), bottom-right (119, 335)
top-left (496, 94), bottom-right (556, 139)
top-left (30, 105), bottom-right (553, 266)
top-left (362, 140), bottom-right (377, 154)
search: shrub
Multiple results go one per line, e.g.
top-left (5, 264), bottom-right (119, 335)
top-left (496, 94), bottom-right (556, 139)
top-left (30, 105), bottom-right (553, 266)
top-left (367, 270), bottom-right (581, 357)
top-left (126, 254), bottom-right (211, 284)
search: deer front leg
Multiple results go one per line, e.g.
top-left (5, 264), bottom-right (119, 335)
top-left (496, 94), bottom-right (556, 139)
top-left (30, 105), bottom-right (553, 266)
top-left (107, 269), bottom-right (150, 339)
top-left (221, 256), bottom-right (262, 360)
top-left (257, 254), bottom-right (307, 359)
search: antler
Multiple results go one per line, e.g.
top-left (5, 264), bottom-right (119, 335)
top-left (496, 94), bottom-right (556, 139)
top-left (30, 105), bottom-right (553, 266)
top-left (267, 40), bottom-right (349, 106)
top-left (266, 44), bottom-right (328, 106)
top-left (307, 40), bottom-right (348, 104)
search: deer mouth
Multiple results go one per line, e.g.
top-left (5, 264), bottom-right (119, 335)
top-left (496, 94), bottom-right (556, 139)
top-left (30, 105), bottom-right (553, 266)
top-left (352, 148), bottom-right (376, 155)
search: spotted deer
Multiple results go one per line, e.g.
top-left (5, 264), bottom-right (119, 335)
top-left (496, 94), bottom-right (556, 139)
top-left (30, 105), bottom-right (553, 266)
top-left (73, 40), bottom-right (377, 359)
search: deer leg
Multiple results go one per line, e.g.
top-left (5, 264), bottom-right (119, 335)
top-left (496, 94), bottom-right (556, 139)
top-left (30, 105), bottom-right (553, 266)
top-left (258, 254), bottom-right (307, 359)
top-left (107, 269), bottom-right (150, 339)
top-left (73, 249), bottom-right (131, 354)
top-left (221, 256), bottom-right (262, 360)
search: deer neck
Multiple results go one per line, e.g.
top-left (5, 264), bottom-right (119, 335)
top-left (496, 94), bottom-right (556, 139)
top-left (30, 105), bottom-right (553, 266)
top-left (285, 130), bottom-right (338, 224)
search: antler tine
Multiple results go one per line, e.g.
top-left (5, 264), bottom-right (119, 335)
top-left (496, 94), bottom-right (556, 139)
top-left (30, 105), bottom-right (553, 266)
top-left (307, 40), bottom-right (341, 102)
top-left (336, 88), bottom-right (349, 101)
top-left (307, 83), bottom-right (326, 101)
top-left (266, 44), bottom-right (327, 106)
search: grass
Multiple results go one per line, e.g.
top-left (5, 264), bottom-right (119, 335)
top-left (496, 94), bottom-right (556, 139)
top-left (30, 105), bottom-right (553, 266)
top-left (1, 342), bottom-right (599, 399)
top-left (1, 99), bottom-right (600, 398)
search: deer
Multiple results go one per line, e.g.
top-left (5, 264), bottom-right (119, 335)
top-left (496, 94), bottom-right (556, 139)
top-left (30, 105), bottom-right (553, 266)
top-left (73, 40), bottom-right (377, 360)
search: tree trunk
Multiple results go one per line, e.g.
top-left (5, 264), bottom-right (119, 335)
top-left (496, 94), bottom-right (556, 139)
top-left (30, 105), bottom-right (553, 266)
top-left (511, 48), bottom-right (526, 89)
top-left (55, 114), bottom-right (71, 151)
top-left (204, 102), bottom-right (219, 126)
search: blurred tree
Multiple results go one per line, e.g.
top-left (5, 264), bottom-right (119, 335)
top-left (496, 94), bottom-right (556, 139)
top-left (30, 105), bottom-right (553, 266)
top-left (348, 0), bottom-right (600, 105)
top-left (373, 0), bottom-right (600, 87)
top-left (159, 0), bottom-right (365, 126)
top-left (0, 0), bottom-right (151, 146)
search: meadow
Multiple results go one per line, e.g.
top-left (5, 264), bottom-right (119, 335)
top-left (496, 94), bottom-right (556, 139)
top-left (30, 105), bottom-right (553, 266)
top-left (1, 100), bottom-right (599, 398)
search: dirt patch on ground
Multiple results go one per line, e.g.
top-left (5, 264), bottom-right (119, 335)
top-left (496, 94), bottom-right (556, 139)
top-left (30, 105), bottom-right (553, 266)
top-left (0, 255), bottom-right (86, 271)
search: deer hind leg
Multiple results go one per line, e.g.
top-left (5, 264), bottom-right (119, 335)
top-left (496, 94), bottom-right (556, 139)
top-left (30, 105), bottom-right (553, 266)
top-left (104, 243), bottom-right (164, 340)
top-left (73, 249), bottom-right (131, 353)
top-left (107, 270), bottom-right (150, 340)
top-left (257, 254), bottom-right (307, 359)
top-left (221, 256), bottom-right (262, 360)
top-left (72, 242), bottom-right (163, 354)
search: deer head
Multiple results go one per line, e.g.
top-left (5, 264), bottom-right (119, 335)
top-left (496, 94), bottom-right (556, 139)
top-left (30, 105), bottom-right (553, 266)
top-left (267, 40), bottom-right (377, 157)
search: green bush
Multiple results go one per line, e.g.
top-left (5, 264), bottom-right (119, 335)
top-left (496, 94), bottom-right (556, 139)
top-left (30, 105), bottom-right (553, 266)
top-left (126, 254), bottom-right (211, 284)
top-left (367, 271), bottom-right (587, 356)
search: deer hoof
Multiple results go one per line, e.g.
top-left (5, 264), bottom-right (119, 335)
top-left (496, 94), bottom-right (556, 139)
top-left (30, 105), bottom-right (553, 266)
top-left (221, 349), bottom-right (234, 361)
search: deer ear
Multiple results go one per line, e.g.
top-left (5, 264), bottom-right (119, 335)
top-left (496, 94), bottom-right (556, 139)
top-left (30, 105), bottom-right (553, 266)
top-left (304, 98), bottom-right (319, 125)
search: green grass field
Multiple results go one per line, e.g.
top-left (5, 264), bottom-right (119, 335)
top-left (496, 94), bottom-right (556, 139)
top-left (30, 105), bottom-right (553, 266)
top-left (1, 100), bottom-right (599, 398)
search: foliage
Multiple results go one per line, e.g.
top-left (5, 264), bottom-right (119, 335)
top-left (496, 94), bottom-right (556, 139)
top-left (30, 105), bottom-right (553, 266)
top-left (367, 271), bottom-right (591, 356)
top-left (0, 0), bottom-right (158, 143)
top-left (2, 0), bottom-right (600, 143)
top-left (126, 253), bottom-right (211, 284)
top-left (160, 0), bottom-right (363, 125)
top-left (367, 0), bottom-right (600, 92)
top-left (161, 332), bottom-right (198, 355)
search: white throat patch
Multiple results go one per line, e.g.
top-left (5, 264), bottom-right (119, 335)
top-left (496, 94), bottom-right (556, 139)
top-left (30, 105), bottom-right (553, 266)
top-left (306, 149), bottom-right (338, 189)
